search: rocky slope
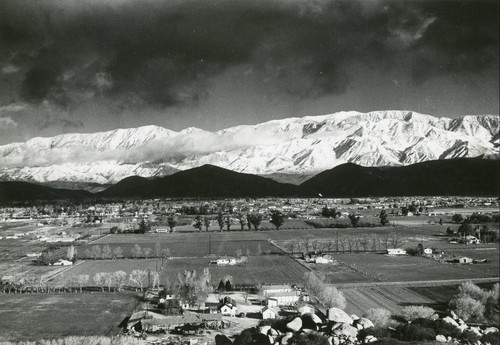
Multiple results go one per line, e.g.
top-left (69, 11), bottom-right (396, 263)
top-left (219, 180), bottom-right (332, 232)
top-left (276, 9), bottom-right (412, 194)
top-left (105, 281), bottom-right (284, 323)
top-left (0, 111), bottom-right (497, 186)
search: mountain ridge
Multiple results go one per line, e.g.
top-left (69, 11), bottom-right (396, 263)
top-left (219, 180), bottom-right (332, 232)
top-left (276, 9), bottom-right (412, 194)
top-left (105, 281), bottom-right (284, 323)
top-left (0, 158), bottom-right (497, 202)
top-left (0, 110), bottom-right (498, 186)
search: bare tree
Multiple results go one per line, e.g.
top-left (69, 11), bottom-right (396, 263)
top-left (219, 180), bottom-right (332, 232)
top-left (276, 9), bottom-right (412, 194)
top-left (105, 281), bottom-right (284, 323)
top-left (325, 240), bottom-right (335, 253)
top-left (104, 272), bottom-right (115, 292)
top-left (154, 242), bottom-right (162, 258)
top-left (75, 274), bottom-right (89, 292)
top-left (113, 271), bottom-right (127, 292)
top-left (132, 244), bottom-right (142, 259)
top-left (339, 238), bottom-right (346, 253)
top-left (90, 246), bottom-right (102, 260)
top-left (101, 245), bottom-right (112, 259)
top-left (112, 246), bottom-right (123, 259)
top-left (310, 239), bottom-right (321, 253)
top-left (359, 236), bottom-right (369, 252)
top-left (347, 237), bottom-right (354, 253)
top-left (151, 271), bottom-right (160, 290)
top-left (93, 272), bottom-right (107, 292)
top-left (129, 269), bottom-right (148, 291)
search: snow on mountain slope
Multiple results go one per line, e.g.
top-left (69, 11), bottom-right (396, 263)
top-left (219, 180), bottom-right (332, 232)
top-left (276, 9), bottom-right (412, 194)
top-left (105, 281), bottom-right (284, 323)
top-left (0, 110), bottom-right (498, 185)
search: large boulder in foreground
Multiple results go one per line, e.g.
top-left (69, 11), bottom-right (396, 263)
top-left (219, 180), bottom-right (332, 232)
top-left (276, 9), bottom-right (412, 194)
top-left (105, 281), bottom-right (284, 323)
top-left (215, 334), bottom-right (233, 345)
top-left (328, 308), bottom-right (353, 324)
top-left (356, 317), bottom-right (374, 330)
top-left (332, 323), bottom-right (358, 338)
top-left (286, 317), bottom-right (303, 332)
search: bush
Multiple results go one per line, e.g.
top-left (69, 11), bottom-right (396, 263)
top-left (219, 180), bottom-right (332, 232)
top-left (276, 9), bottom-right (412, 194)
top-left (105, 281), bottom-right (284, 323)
top-left (401, 305), bottom-right (438, 322)
top-left (364, 308), bottom-right (392, 328)
top-left (482, 332), bottom-right (500, 345)
top-left (449, 294), bottom-right (485, 321)
top-left (289, 332), bottom-right (330, 345)
top-left (430, 320), bottom-right (461, 338)
top-left (359, 327), bottom-right (392, 339)
top-left (461, 330), bottom-right (481, 343)
top-left (394, 324), bottom-right (436, 342)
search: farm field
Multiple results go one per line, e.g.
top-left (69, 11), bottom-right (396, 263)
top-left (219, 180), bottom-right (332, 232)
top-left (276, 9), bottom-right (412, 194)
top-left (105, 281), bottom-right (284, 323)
top-left (161, 255), bottom-right (309, 286)
top-left (0, 292), bottom-right (140, 341)
top-left (56, 255), bottom-right (309, 287)
top-left (333, 252), bottom-right (500, 282)
top-left (78, 238), bottom-right (281, 258)
top-left (306, 262), bottom-right (375, 284)
top-left (341, 285), bottom-right (447, 316)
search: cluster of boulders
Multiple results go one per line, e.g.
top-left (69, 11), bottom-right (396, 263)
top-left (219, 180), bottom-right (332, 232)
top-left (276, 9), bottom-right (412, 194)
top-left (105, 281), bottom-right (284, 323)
top-left (438, 310), bottom-right (499, 344)
top-left (215, 307), bottom-right (377, 345)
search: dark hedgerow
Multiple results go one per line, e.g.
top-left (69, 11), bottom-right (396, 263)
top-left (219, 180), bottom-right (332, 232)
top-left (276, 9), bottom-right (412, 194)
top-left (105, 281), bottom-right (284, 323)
top-left (394, 323), bottom-right (436, 342)
top-left (482, 332), bottom-right (500, 345)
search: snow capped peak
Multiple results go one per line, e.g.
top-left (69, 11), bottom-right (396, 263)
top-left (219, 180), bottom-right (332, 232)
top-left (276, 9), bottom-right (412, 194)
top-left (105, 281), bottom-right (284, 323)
top-left (0, 110), bottom-right (497, 185)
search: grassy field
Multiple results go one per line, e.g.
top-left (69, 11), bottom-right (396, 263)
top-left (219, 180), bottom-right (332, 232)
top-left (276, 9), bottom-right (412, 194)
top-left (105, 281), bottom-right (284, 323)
top-left (0, 292), bottom-right (140, 341)
top-left (78, 238), bottom-right (281, 259)
top-left (333, 252), bottom-right (500, 282)
top-left (56, 255), bottom-right (309, 287)
top-left (341, 285), bottom-right (446, 316)
top-left (306, 262), bottom-right (375, 284)
top-left (161, 255), bottom-right (309, 286)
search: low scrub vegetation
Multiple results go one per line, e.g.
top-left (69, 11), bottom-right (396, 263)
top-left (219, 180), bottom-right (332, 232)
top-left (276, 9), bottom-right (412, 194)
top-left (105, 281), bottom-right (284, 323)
top-left (0, 336), bottom-right (143, 345)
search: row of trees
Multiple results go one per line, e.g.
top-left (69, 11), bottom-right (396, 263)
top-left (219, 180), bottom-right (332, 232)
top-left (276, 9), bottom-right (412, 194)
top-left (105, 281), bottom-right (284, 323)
top-left (193, 210), bottom-right (285, 232)
top-left (302, 271), bottom-right (346, 309)
top-left (0, 269), bottom-right (156, 294)
top-left (286, 233), bottom-right (404, 254)
top-left (83, 243), bottom-right (172, 260)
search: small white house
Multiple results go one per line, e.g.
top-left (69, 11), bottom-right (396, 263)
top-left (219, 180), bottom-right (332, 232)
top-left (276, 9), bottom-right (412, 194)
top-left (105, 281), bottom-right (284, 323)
top-left (458, 257), bottom-right (473, 264)
top-left (315, 256), bottom-right (333, 264)
top-left (216, 257), bottom-right (237, 266)
top-left (266, 298), bottom-right (279, 307)
top-left (219, 303), bottom-right (237, 316)
top-left (423, 248), bottom-right (433, 255)
top-left (52, 259), bottom-right (73, 266)
top-left (387, 248), bottom-right (407, 255)
top-left (261, 306), bottom-right (278, 319)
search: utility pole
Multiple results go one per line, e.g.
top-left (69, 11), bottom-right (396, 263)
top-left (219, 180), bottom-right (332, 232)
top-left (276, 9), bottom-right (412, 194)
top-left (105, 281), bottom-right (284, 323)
top-left (208, 234), bottom-right (211, 255)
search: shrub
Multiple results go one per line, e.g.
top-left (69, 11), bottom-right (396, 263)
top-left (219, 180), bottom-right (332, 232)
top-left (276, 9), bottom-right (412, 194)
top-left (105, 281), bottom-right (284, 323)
top-left (359, 327), bottom-right (392, 339)
top-left (482, 332), bottom-right (500, 345)
top-left (449, 294), bottom-right (485, 321)
top-left (364, 308), bottom-right (392, 328)
top-left (461, 330), bottom-right (481, 343)
top-left (401, 305), bottom-right (438, 322)
top-left (289, 332), bottom-right (330, 345)
top-left (394, 324), bottom-right (436, 342)
top-left (430, 320), bottom-right (461, 338)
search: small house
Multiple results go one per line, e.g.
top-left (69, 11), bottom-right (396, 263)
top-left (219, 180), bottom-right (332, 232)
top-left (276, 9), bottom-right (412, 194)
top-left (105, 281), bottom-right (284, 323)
top-left (266, 298), bottom-right (279, 307)
top-left (216, 257), bottom-right (237, 266)
top-left (315, 256), bottom-right (333, 264)
top-left (261, 306), bottom-right (278, 319)
top-left (423, 248), bottom-right (433, 255)
top-left (387, 248), bottom-right (407, 255)
top-left (266, 291), bottom-right (300, 306)
top-left (261, 285), bottom-right (294, 295)
top-left (219, 303), bottom-right (237, 316)
top-left (464, 236), bottom-right (480, 245)
top-left (458, 257), bottom-right (473, 264)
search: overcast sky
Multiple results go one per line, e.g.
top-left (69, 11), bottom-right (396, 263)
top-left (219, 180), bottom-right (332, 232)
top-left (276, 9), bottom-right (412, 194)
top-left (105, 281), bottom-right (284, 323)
top-left (0, 0), bottom-right (498, 144)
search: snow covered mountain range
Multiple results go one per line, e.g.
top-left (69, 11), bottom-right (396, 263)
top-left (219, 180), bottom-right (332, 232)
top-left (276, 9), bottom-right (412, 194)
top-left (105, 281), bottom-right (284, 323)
top-left (0, 110), bottom-right (498, 187)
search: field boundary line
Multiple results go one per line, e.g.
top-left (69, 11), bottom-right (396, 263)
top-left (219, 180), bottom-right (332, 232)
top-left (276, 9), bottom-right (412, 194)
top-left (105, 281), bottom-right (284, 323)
top-left (42, 261), bottom-right (85, 282)
top-left (333, 277), bottom-right (500, 288)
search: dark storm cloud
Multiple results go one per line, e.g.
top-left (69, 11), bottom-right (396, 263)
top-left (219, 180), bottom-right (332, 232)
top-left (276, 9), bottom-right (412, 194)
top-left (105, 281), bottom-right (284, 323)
top-left (0, 0), bottom-right (498, 109)
top-left (410, 0), bottom-right (499, 85)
